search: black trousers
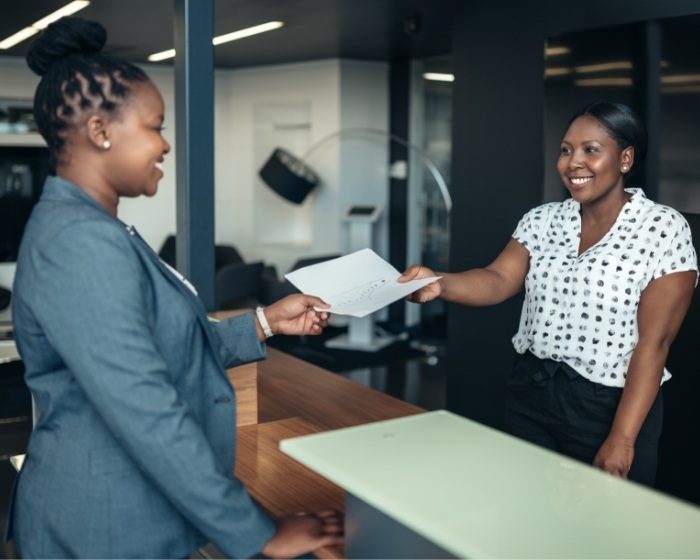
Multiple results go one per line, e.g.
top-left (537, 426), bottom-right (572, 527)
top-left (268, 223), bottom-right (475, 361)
top-left (504, 351), bottom-right (663, 486)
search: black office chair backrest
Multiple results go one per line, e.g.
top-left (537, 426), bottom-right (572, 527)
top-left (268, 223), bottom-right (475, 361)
top-left (214, 261), bottom-right (264, 310)
top-left (159, 235), bottom-right (245, 273)
top-left (215, 245), bottom-right (244, 270)
top-left (259, 254), bottom-right (341, 305)
top-left (0, 286), bottom-right (10, 311)
top-left (289, 254), bottom-right (340, 271)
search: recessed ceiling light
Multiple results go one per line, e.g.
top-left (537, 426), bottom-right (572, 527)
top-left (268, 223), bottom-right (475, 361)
top-left (423, 72), bottom-right (454, 82)
top-left (0, 1), bottom-right (90, 50)
top-left (148, 21), bottom-right (284, 62)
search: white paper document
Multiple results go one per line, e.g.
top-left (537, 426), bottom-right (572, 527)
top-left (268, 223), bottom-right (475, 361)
top-left (285, 248), bottom-right (441, 317)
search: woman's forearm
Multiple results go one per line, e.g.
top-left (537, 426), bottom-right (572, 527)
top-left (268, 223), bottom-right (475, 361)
top-left (439, 268), bottom-right (523, 307)
top-left (608, 339), bottom-right (667, 444)
top-left (438, 238), bottom-right (530, 307)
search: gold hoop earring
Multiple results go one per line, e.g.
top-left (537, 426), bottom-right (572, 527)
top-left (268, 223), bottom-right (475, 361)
top-left (103, 140), bottom-right (111, 150)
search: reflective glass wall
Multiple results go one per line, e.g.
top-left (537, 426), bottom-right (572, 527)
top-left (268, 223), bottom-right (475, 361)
top-left (544, 15), bottom-right (700, 214)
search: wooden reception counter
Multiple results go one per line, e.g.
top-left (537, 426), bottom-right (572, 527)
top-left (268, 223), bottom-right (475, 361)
top-left (233, 347), bottom-right (423, 559)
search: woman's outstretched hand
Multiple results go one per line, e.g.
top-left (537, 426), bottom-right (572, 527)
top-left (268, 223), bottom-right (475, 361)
top-left (261, 510), bottom-right (344, 558)
top-left (398, 264), bottom-right (442, 303)
top-left (260, 294), bottom-right (330, 337)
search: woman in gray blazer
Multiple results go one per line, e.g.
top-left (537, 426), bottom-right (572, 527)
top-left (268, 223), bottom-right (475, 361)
top-left (5, 17), bottom-right (341, 559)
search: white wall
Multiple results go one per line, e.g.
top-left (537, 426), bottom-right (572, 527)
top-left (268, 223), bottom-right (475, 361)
top-left (0, 56), bottom-right (389, 282)
top-left (223, 59), bottom-right (343, 274)
top-left (222, 58), bottom-right (389, 274)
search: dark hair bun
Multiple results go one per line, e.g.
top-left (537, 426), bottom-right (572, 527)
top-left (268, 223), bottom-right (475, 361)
top-left (26, 17), bottom-right (106, 76)
top-left (569, 101), bottom-right (648, 164)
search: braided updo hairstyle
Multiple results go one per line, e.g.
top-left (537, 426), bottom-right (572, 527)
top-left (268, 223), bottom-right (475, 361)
top-left (26, 17), bottom-right (149, 171)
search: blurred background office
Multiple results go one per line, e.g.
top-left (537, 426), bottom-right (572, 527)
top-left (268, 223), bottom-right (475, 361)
top-left (1, 3), bottom-right (700, 552)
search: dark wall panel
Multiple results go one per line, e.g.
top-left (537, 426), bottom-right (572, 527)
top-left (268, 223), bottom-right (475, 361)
top-left (447, 0), bottom-right (545, 428)
top-left (658, 212), bottom-right (700, 504)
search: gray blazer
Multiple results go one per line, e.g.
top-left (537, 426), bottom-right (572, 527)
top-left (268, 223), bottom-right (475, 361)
top-left (5, 176), bottom-right (275, 558)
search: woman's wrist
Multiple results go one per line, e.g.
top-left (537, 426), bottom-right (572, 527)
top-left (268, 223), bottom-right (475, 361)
top-left (609, 432), bottom-right (635, 443)
top-left (436, 273), bottom-right (450, 300)
top-left (607, 426), bottom-right (637, 446)
top-left (255, 306), bottom-right (274, 338)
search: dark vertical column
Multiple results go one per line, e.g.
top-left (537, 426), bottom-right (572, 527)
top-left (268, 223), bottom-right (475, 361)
top-left (633, 21), bottom-right (661, 200)
top-left (388, 58), bottom-right (411, 326)
top-left (173, 0), bottom-right (215, 310)
top-left (447, 0), bottom-right (545, 428)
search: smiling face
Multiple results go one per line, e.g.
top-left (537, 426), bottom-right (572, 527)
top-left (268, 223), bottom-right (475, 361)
top-left (557, 115), bottom-right (633, 206)
top-left (103, 80), bottom-right (170, 198)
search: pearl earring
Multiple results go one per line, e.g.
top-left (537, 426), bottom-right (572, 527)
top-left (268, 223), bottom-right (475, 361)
top-left (622, 165), bottom-right (628, 172)
top-left (103, 140), bottom-right (111, 150)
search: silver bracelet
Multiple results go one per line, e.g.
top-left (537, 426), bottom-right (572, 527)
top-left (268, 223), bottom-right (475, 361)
top-left (255, 306), bottom-right (274, 338)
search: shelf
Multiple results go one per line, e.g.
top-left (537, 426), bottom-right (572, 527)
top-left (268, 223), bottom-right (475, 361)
top-left (0, 134), bottom-right (46, 147)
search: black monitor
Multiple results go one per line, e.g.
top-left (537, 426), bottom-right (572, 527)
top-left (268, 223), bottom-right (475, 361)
top-left (0, 146), bottom-right (50, 262)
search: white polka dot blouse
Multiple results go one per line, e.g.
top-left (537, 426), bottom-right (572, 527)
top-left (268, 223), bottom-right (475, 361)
top-left (512, 188), bottom-right (698, 387)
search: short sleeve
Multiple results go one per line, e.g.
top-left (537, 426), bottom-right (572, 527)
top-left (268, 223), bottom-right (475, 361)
top-left (651, 212), bottom-right (699, 285)
top-left (512, 204), bottom-right (553, 253)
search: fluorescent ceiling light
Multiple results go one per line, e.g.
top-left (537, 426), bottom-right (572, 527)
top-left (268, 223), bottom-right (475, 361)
top-left (0, 27), bottom-right (40, 50)
top-left (423, 72), bottom-right (454, 82)
top-left (148, 21), bottom-right (284, 61)
top-left (575, 78), bottom-right (633, 87)
top-left (0, 1), bottom-right (90, 49)
top-left (33, 0), bottom-right (91, 30)
top-left (575, 61), bottom-right (633, 73)
top-left (213, 21), bottom-right (284, 45)
top-left (545, 67), bottom-right (571, 77)
top-left (545, 46), bottom-right (570, 57)
top-left (661, 74), bottom-right (700, 84)
top-left (148, 49), bottom-right (176, 62)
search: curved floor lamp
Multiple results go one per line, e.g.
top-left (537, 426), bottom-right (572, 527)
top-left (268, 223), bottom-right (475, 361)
top-left (258, 127), bottom-right (452, 211)
top-left (258, 128), bottom-right (451, 351)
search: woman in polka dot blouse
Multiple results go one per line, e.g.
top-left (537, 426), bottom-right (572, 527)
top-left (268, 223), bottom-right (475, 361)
top-left (400, 101), bottom-right (697, 486)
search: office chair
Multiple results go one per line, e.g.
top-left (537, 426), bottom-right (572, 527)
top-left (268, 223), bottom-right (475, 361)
top-left (157, 235), bottom-right (245, 272)
top-left (215, 245), bottom-right (244, 270)
top-left (260, 254), bottom-right (340, 305)
top-left (0, 287), bottom-right (9, 311)
top-left (214, 261), bottom-right (264, 311)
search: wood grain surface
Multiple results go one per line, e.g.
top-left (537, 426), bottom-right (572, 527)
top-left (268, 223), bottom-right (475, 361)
top-left (227, 361), bottom-right (258, 427)
top-left (208, 311), bottom-right (424, 559)
top-left (259, 348), bottom-right (423, 429)
top-left (236, 417), bottom-right (344, 560)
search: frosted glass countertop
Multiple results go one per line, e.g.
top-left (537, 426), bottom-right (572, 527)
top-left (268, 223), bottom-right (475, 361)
top-left (280, 410), bottom-right (700, 558)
